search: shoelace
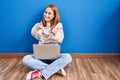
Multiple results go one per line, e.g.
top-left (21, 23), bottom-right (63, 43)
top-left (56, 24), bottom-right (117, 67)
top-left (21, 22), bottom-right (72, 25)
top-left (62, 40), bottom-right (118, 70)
top-left (30, 70), bottom-right (41, 80)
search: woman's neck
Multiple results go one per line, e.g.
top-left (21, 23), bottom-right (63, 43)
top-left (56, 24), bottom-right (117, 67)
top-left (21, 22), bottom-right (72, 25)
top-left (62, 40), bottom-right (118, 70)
top-left (46, 22), bottom-right (51, 27)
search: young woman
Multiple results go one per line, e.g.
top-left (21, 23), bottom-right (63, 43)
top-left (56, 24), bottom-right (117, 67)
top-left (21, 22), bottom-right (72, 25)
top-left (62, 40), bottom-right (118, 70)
top-left (22, 4), bottom-right (72, 80)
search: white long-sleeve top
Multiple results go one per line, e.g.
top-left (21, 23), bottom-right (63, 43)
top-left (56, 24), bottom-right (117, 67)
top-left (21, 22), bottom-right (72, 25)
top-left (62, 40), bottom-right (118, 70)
top-left (31, 22), bottom-right (64, 44)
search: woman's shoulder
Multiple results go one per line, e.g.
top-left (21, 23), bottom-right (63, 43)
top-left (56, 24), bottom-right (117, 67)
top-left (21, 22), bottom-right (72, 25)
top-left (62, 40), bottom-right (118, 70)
top-left (55, 22), bottom-right (63, 28)
top-left (57, 22), bottom-right (62, 26)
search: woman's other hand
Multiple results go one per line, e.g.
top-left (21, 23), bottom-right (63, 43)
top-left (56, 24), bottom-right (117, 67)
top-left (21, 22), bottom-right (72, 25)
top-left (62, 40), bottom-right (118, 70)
top-left (36, 22), bottom-right (43, 30)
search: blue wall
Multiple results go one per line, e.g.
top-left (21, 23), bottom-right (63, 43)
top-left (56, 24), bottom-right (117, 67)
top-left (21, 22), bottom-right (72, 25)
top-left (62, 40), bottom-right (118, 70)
top-left (0, 0), bottom-right (120, 53)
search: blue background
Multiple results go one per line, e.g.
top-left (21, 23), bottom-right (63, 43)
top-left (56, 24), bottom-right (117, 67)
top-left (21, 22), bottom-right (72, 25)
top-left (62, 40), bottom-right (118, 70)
top-left (0, 0), bottom-right (120, 53)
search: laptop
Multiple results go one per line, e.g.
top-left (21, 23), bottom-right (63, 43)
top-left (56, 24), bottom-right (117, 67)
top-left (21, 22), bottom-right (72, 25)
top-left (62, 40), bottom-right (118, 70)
top-left (33, 44), bottom-right (60, 59)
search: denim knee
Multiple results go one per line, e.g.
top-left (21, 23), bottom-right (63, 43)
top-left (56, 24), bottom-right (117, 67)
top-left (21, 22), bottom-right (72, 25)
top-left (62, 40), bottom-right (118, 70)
top-left (22, 55), bottom-right (31, 66)
top-left (61, 53), bottom-right (72, 64)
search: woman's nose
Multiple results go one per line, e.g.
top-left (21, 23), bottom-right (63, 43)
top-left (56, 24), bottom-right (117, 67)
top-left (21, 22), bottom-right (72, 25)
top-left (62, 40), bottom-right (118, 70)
top-left (45, 13), bottom-right (49, 17)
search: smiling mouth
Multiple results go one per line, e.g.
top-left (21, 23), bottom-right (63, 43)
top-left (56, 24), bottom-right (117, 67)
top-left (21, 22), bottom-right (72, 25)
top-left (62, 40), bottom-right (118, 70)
top-left (45, 17), bottom-right (50, 20)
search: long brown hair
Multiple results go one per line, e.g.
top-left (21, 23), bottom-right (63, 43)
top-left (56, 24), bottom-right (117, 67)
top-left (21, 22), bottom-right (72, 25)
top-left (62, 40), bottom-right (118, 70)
top-left (42, 4), bottom-right (60, 29)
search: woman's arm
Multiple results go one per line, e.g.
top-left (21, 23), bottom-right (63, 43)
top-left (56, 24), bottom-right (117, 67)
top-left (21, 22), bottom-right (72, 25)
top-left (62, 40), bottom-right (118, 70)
top-left (46, 23), bottom-right (64, 43)
top-left (31, 22), bottom-right (43, 40)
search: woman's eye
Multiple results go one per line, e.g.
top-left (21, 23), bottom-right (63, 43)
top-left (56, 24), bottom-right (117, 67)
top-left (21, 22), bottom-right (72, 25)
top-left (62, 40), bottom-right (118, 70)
top-left (44, 11), bottom-right (47, 14)
top-left (48, 12), bottom-right (51, 15)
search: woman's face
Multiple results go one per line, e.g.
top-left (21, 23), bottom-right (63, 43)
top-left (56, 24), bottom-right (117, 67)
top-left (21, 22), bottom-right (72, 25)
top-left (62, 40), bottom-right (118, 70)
top-left (43, 7), bottom-right (54, 22)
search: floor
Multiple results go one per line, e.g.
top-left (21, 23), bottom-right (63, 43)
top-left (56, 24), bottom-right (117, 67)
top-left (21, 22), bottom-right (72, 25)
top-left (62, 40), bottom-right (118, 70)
top-left (0, 57), bottom-right (120, 80)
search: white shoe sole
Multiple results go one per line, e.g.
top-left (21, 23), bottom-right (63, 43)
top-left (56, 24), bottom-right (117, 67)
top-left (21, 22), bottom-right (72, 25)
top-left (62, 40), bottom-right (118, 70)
top-left (61, 68), bottom-right (66, 76)
top-left (26, 71), bottom-right (32, 80)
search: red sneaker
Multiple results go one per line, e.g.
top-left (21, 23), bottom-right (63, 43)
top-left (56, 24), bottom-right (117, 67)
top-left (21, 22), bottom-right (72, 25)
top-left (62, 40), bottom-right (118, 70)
top-left (57, 68), bottom-right (66, 76)
top-left (26, 70), bottom-right (42, 80)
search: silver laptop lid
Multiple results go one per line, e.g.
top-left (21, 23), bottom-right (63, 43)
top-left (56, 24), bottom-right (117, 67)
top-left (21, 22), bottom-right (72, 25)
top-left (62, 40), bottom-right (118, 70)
top-left (33, 44), bottom-right (60, 59)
